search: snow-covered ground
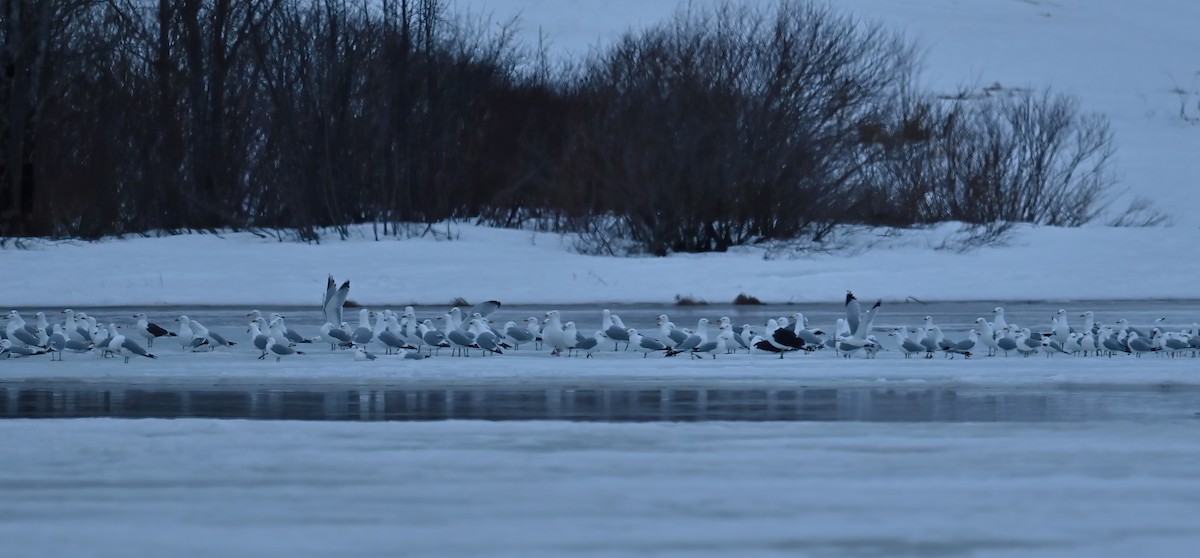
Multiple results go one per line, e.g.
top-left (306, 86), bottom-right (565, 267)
top-left (3, 222), bottom-right (1199, 308)
top-left (2, 419), bottom-right (1199, 558)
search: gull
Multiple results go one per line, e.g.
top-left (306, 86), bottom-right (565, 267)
top-left (445, 314), bottom-right (477, 357)
top-left (319, 322), bottom-right (354, 350)
top-left (2, 338), bottom-right (48, 358)
top-left (736, 325), bottom-right (755, 353)
top-left (106, 324), bottom-right (157, 363)
top-left (995, 326), bottom-right (1018, 357)
top-left (1127, 331), bottom-right (1158, 358)
top-left (447, 307), bottom-right (466, 331)
top-left (134, 312), bottom-right (177, 347)
top-left (396, 348), bottom-right (430, 360)
top-left (91, 324), bottom-right (112, 356)
top-left (828, 318), bottom-right (851, 352)
top-left (1080, 311), bottom-right (1097, 335)
top-left (470, 317), bottom-right (505, 356)
top-left (265, 337), bottom-right (304, 362)
top-left (851, 299), bottom-right (882, 339)
top-left (608, 312), bottom-right (630, 350)
top-left (992, 307), bottom-right (1008, 332)
top-left (350, 309), bottom-right (375, 346)
top-left (32, 312), bottom-right (51, 345)
top-left (791, 312), bottom-right (825, 347)
top-left (627, 328), bottom-right (668, 358)
top-left (941, 330), bottom-right (977, 359)
top-left (271, 314), bottom-right (314, 345)
top-left (175, 315), bottom-right (208, 351)
top-left (1100, 327), bottom-right (1128, 356)
top-left (354, 347), bottom-right (378, 361)
top-left (917, 318), bottom-right (940, 357)
top-left (573, 331), bottom-right (605, 358)
top-left (717, 324), bottom-right (740, 354)
top-left (975, 318), bottom-right (1000, 356)
top-left (844, 292), bottom-right (862, 338)
top-left (749, 335), bottom-right (787, 356)
top-left (543, 310), bottom-right (567, 356)
top-left (396, 308), bottom-right (424, 349)
top-left (1052, 309), bottom-right (1071, 344)
top-left (502, 320), bottom-right (535, 350)
top-left (5, 310), bottom-right (45, 348)
top-left (837, 299), bottom-right (882, 358)
top-left (525, 316), bottom-right (544, 350)
top-left (377, 313), bottom-right (411, 354)
top-left (1163, 333), bottom-right (1191, 358)
top-left (672, 318), bottom-right (709, 354)
top-left (891, 332), bottom-right (926, 359)
top-left (763, 319), bottom-right (805, 357)
top-left (268, 318), bottom-right (296, 347)
top-left (61, 309), bottom-right (89, 342)
top-left (562, 321), bottom-right (581, 357)
top-left (322, 276), bottom-right (350, 328)
top-left (249, 319), bottom-right (272, 359)
top-left (369, 310), bottom-right (392, 351)
top-left (1016, 328), bottom-right (1041, 358)
top-left (601, 309), bottom-right (629, 350)
top-left (874, 327), bottom-right (904, 354)
top-left (420, 319), bottom-right (449, 355)
top-left (190, 319), bottom-right (236, 349)
top-left (78, 313), bottom-right (100, 343)
top-left (691, 333), bottom-right (726, 360)
top-left (1040, 336), bottom-right (1070, 357)
top-left (1079, 330), bottom-right (1098, 356)
top-left (656, 315), bottom-right (688, 347)
top-left (1064, 333), bottom-right (1083, 356)
top-left (467, 301), bottom-right (503, 320)
top-left (48, 324), bottom-right (93, 361)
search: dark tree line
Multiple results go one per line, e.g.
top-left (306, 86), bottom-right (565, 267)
top-left (1, 0), bottom-right (1117, 253)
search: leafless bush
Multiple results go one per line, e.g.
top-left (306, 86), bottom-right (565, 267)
top-left (1107, 196), bottom-right (1173, 227)
top-left (0, 0), bottom-right (1129, 251)
top-left (867, 87), bottom-right (1116, 230)
top-left (674, 294), bottom-right (709, 306)
top-left (733, 293), bottom-right (764, 305)
top-left (933, 221), bottom-right (1016, 253)
top-left (555, 0), bottom-right (917, 255)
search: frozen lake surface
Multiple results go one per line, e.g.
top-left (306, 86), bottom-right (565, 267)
top-left (2, 418), bottom-right (1199, 557)
top-left (4, 301), bottom-right (1200, 557)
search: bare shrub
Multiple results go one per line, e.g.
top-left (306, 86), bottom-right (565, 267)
top-left (674, 294), bottom-right (709, 306)
top-left (557, 0), bottom-right (917, 255)
top-left (934, 222), bottom-right (1016, 253)
top-left (867, 87), bottom-right (1117, 230)
top-left (1107, 197), bottom-right (1174, 227)
top-left (733, 293), bottom-right (764, 305)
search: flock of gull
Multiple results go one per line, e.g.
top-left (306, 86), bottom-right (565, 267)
top-left (3, 277), bottom-right (1198, 363)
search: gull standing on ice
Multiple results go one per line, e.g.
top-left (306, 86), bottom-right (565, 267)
top-left (134, 312), bottom-right (176, 347)
top-left (573, 331), bottom-right (605, 358)
top-left (322, 276), bottom-right (350, 329)
top-left (627, 328), bottom-right (669, 358)
top-left (106, 324), bottom-right (157, 363)
top-left (266, 337), bottom-right (304, 362)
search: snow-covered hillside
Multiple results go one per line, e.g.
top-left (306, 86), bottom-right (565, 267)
top-left (456, 0), bottom-right (1200, 226)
